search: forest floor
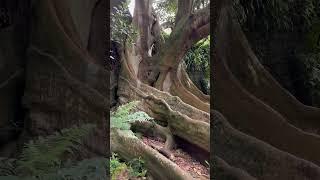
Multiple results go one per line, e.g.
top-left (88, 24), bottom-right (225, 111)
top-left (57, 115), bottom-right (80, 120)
top-left (141, 136), bottom-right (209, 179)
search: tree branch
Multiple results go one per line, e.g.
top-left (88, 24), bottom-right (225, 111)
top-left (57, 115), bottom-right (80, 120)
top-left (149, 2), bottom-right (211, 72)
top-left (175, 0), bottom-right (193, 25)
top-left (190, 3), bottom-right (210, 43)
top-left (144, 1), bottom-right (223, 84)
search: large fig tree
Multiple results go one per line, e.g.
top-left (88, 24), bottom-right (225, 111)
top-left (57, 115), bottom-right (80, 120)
top-left (110, 0), bottom-right (210, 179)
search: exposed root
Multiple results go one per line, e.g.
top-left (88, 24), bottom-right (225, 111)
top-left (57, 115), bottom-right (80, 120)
top-left (114, 21), bottom-right (210, 179)
top-left (169, 71), bottom-right (209, 113)
top-left (111, 129), bottom-right (195, 180)
top-left (142, 95), bottom-right (209, 152)
top-left (118, 77), bottom-right (209, 123)
top-left (214, 0), bottom-right (320, 167)
top-left (131, 118), bottom-right (209, 179)
top-left (215, 0), bottom-right (320, 134)
top-left (213, 110), bottom-right (320, 180)
top-left (131, 120), bottom-right (175, 159)
top-left (117, 76), bottom-right (209, 152)
top-left (214, 49), bottom-right (320, 166)
top-left (142, 136), bottom-right (209, 179)
top-left (179, 64), bottom-right (210, 103)
top-left (213, 156), bottom-right (257, 180)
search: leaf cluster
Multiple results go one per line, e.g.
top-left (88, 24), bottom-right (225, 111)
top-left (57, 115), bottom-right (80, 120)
top-left (153, 0), bottom-right (177, 25)
top-left (111, 0), bottom-right (137, 45)
top-left (0, 124), bottom-right (109, 179)
top-left (111, 101), bottom-right (153, 134)
top-left (16, 124), bottom-right (96, 176)
top-left (184, 37), bottom-right (210, 80)
top-left (233, 0), bottom-right (320, 32)
top-left (110, 153), bottom-right (147, 180)
top-left (300, 52), bottom-right (320, 106)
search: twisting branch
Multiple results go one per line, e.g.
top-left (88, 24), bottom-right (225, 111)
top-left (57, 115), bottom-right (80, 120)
top-left (190, 3), bottom-right (210, 43)
top-left (175, 0), bottom-right (193, 25)
top-left (155, 2), bottom-right (210, 66)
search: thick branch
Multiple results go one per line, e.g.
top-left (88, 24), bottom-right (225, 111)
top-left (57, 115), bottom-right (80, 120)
top-left (133, 0), bottom-right (153, 58)
top-left (175, 0), bottom-right (193, 25)
top-left (157, 2), bottom-right (210, 68)
top-left (193, 23), bottom-right (209, 43)
top-left (190, 4), bottom-right (210, 42)
top-left (138, 2), bottom-right (211, 85)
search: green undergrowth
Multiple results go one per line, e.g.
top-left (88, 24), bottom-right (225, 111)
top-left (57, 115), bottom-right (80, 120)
top-left (110, 101), bottom-right (151, 179)
top-left (111, 101), bottom-right (153, 136)
top-left (110, 153), bottom-right (147, 180)
top-left (0, 124), bottom-right (107, 180)
top-left (0, 101), bottom-right (152, 179)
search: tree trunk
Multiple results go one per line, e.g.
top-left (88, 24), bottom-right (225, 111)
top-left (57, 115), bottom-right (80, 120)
top-left (111, 0), bottom-right (210, 179)
top-left (0, 0), bottom-right (108, 158)
top-left (213, 0), bottom-right (320, 178)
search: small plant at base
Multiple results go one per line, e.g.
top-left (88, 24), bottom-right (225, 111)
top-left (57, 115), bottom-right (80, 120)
top-left (128, 157), bottom-right (147, 178)
top-left (110, 153), bottom-right (147, 180)
top-left (111, 101), bottom-right (153, 134)
top-left (16, 124), bottom-right (96, 176)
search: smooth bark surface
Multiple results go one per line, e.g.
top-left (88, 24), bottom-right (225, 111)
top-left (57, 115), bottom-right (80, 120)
top-left (213, 0), bottom-right (320, 178)
top-left (112, 0), bottom-right (210, 178)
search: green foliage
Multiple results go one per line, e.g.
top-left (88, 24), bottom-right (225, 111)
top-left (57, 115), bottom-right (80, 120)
top-left (154, 0), bottom-right (177, 24)
top-left (111, 101), bottom-right (153, 134)
top-left (306, 20), bottom-right (320, 51)
top-left (110, 153), bottom-right (147, 180)
top-left (0, 158), bottom-right (107, 180)
top-left (16, 124), bottom-right (96, 176)
top-left (192, 0), bottom-right (210, 11)
top-left (184, 37), bottom-right (210, 80)
top-left (153, 0), bottom-right (210, 26)
top-left (39, 158), bottom-right (107, 180)
top-left (110, 153), bottom-right (127, 180)
top-left (161, 30), bottom-right (171, 41)
top-left (233, 0), bottom-right (291, 30)
top-left (300, 53), bottom-right (320, 106)
top-left (0, 158), bottom-right (17, 176)
top-left (184, 37), bottom-right (210, 94)
top-left (0, 124), bottom-right (109, 180)
top-left (233, 0), bottom-right (320, 31)
top-left (111, 0), bottom-right (137, 45)
top-left (127, 157), bottom-right (147, 177)
top-left (110, 102), bottom-right (151, 179)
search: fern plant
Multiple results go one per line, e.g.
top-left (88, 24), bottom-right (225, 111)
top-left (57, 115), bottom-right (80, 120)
top-left (110, 153), bottom-right (147, 180)
top-left (38, 157), bottom-right (107, 180)
top-left (111, 101), bottom-right (153, 134)
top-left (110, 153), bottom-right (127, 180)
top-left (0, 124), bottom-right (110, 179)
top-left (110, 102), bottom-right (151, 179)
top-left (0, 157), bottom-right (107, 180)
top-left (16, 124), bottom-right (96, 176)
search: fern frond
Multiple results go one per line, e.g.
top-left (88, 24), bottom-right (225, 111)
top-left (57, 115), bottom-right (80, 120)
top-left (16, 124), bottom-right (96, 176)
top-left (38, 158), bottom-right (107, 180)
top-left (0, 158), bottom-right (17, 176)
top-left (0, 157), bottom-right (107, 180)
top-left (111, 101), bottom-right (153, 131)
